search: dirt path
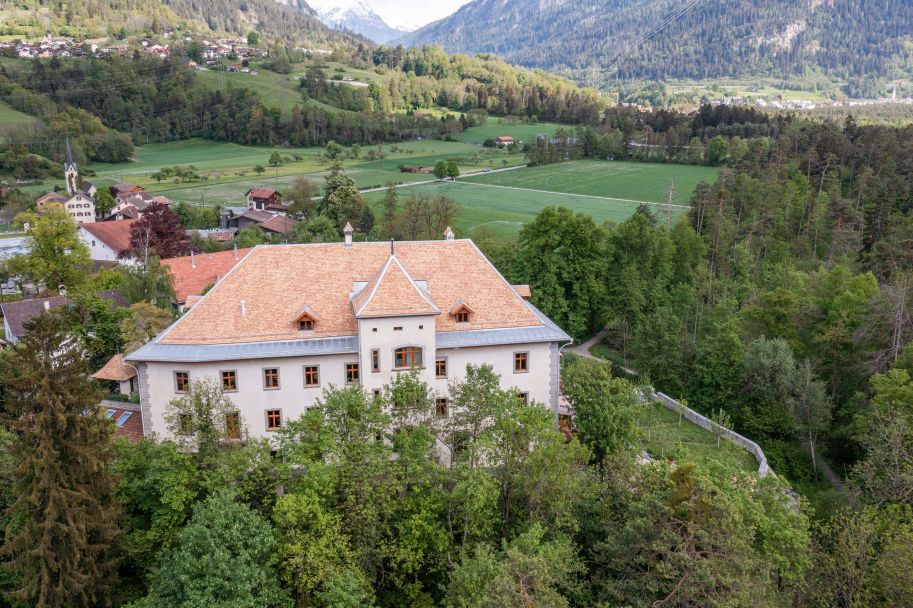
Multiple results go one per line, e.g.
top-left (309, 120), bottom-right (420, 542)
top-left (568, 328), bottom-right (609, 360)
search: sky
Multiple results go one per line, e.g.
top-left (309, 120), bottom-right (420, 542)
top-left (308, 0), bottom-right (473, 31)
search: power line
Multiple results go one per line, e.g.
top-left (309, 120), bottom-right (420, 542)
top-left (607, 0), bottom-right (703, 76)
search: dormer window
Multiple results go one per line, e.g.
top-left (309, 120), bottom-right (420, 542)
top-left (450, 299), bottom-right (474, 324)
top-left (293, 305), bottom-right (320, 333)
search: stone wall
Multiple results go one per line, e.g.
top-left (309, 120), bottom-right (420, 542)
top-left (654, 392), bottom-right (773, 477)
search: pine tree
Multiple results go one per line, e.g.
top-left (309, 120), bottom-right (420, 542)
top-left (0, 314), bottom-right (121, 608)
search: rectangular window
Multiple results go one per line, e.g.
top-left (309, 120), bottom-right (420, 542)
top-left (221, 370), bottom-right (237, 392)
top-left (394, 346), bottom-right (423, 369)
top-left (263, 368), bottom-right (280, 390)
top-left (265, 409), bottom-right (282, 431)
top-left (394, 326), bottom-right (403, 331)
top-left (303, 365), bottom-right (320, 387)
top-left (519, 392), bottom-right (529, 404)
top-left (299, 319), bottom-right (314, 332)
top-left (373, 389), bottom-right (382, 399)
top-left (371, 349), bottom-right (380, 372)
top-left (225, 412), bottom-right (241, 439)
top-left (456, 310), bottom-right (470, 323)
top-left (178, 413), bottom-right (193, 435)
top-left (345, 363), bottom-right (360, 384)
top-left (435, 398), bottom-right (449, 418)
top-left (514, 352), bottom-right (529, 373)
top-left (436, 358), bottom-right (447, 378)
top-left (174, 371), bottom-right (189, 393)
top-left (116, 412), bottom-right (132, 426)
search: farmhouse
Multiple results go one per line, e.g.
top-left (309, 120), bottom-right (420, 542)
top-left (79, 219), bottom-right (138, 265)
top-left (126, 231), bottom-right (571, 442)
top-left (246, 187), bottom-right (283, 211)
top-left (495, 136), bottom-right (515, 147)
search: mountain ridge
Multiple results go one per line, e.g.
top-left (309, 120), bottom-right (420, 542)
top-left (311, 0), bottom-right (410, 44)
top-left (400, 0), bottom-right (913, 93)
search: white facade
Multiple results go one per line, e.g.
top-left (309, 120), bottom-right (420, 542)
top-left (64, 193), bottom-right (96, 224)
top-left (137, 342), bottom-right (555, 440)
top-left (77, 226), bottom-right (138, 266)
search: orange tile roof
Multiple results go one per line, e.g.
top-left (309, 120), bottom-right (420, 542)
top-left (158, 241), bottom-right (542, 345)
top-left (353, 256), bottom-right (440, 319)
top-left (80, 219), bottom-right (136, 255)
top-left (160, 248), bottom-right (252, 305)
top-left (92, 353), bottom-right (136, 382)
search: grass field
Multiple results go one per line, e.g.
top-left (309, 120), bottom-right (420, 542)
top-left (0, 100), bottom-right (37, 128)
top-left (364, 160), bottom-right (717, 241)
top-left (454, 120), bottom-right (562, 145)
top-left (638, 401), bottom-right (760, 475)
top-left (463, 160), bottom-right (720, 204)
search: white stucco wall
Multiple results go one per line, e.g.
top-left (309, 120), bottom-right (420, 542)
top-left (78, 227), bottom-right (138, 265)
top-left (140, 340), bottom-right (557, 442)
top-left (142, 352), bottom-right (357, 438)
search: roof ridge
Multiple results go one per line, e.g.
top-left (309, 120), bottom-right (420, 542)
top-left (354, 254), bottom-right (440, 318)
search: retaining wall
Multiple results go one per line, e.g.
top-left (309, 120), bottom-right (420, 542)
top-left (653, 392), bottom-right (773, 477)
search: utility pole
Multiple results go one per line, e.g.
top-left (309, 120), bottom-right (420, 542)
top-left (665, 179), bottom-right (677, 229)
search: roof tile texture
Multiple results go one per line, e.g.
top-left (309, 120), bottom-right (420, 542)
top-left (160, 248), bottom-right (252, 304)
top-left (354, 257), bottom-right (439, 318)
top-left (159, 241), bottom-right (541, 345)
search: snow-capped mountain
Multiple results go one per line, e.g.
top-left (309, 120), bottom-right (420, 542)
top-left (310, 0), bottom-right (412, 44)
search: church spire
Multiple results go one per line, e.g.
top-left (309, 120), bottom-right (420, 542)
top-left (64, 137), bottom-right (78, 195)
top-left (65, 137), bottom-right (74, 168)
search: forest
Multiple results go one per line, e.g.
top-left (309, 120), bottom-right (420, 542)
top-left (404, 0), bottom-right (913, 97)
top-left (0, 48), bottom-right (603, 172)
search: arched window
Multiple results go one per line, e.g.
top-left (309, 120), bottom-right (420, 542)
top-left (394, 346), bottom-right (423, 369)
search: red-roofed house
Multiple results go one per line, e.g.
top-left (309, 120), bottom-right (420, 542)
top-left (257, 214), bottom-right (299, 235)
top-left (78, 219), bottom-right (138, 265)
top-left (246, 187), bottom-right (282, 211)
top-left (495, 136), bottom-right (515, 146)
top-left (160, 247), bottom-right (253, 310)
top-left (99, 401), bottom-right (143, 443)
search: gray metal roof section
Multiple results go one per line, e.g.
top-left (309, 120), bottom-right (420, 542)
top-left (127, 299), bottom-right (571, 364)
top-left (126, 336), bottom-right (360, 363)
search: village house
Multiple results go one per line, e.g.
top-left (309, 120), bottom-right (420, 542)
top-left (78, 219), bottom-right (139, 265)
top-left (495, 136), bottom-right (515, 147)
top-left (1, 290), bottom-right (127, 343)
top-left (246, 186), bottom-right (283, 211)
top-left (126, 229), bottom-right (571, 443)
top-left (222, 208), bottom-right (298, 235)
top-left (105, 194), bottom-right (174, 221)
top-left (160, 247), bottom-right (252, 311)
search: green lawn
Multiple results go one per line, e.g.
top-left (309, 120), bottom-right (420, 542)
top-left (455, 120), bottom-right (562, 145)
top-left (0, 99), bottom-right (37, 128)
top-left (367, 171), bottom-right (690, 242)
top-left (463, 160), bottom-right (720, 203)
top-left (194, 69), bottom-right (309, 115)
top-left (638, 401), bottom-right (761, 476)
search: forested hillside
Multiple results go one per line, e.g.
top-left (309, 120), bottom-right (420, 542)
top-left (0, 0), bottom-right (354, 47)
top-left (403, 0), bottom-right (913, 95)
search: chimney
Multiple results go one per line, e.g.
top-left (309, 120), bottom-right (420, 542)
top-left (444, 226), bottom-right (455, 241)
top-left (240, 300), bottom-right (247, 319)
top-left (190, 249), bottom-right (196, 269)
top-left (343, 222), bottom-right (354, 247)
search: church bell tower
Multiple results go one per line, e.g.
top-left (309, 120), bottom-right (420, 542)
top-left (64, 138), bottom-right (79, 195)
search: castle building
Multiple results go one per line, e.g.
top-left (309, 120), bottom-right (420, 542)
top-left (126, 230), bottom-right (571, 444)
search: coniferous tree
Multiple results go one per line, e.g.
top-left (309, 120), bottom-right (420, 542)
top-left (0, 314), bottom-right (121, 608)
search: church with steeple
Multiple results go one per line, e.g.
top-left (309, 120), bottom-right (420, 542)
top-left (35, 138), bottom-right (97, 224)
